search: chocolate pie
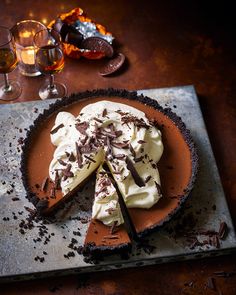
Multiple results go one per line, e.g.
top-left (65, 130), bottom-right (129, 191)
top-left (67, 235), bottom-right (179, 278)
top-left (21, 89), bottom-right (198, 255)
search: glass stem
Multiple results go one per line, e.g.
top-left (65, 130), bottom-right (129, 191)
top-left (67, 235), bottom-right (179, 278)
top-left (49, 74), bottom-right (55, 90)
top-left (3, 73), bottom-right (11, 92)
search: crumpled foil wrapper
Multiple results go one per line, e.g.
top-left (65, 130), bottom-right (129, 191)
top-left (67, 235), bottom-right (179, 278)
top-left (49, 7), bottom-right (114, 59)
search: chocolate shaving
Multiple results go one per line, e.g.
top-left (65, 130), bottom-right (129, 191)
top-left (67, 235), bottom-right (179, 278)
top-left (50, 123), bottom-right (64, 135)
top-left (75, 121), bottom-right (88, 135)
top-left (93, 117), bottom-right (103, 123)
top-left (101, 130), bottom-right (117, 138)
top-left (129, 144), bottom-right (136, 158)
top-left (155, 181), bottom-right (163, 196)
top-left (126, 156), bottom-right (145, 187)
top-left (115, 130), bottom-right (123, 137)
top-left (145, 175), bottom-right (152, 183)
top-left (54, 170), bottom-right (61, 189)
top-left (41, 177), bottom-right (48, 192)
top-left (134, 156), bottom-right (144, 163)
top-left (58, 159), bottom-right (67, 166)
top-left (218, 221), bottom-right (228, 239)
top-left (68, 152), bottom-right (76, 162)
top-left (62, 164), bottom-right (74, 180)
top-left (207, 277), bottom-right (216, 290)
top-left (111, 141), bottom-right (129, 149)
top-left (84, 155), bottom-right (96, 163)
top-left (121, 115), bottom-right (150, 129)
top-left (213, 271), bottom-right (236, 278)
top-left (102, 108), bottom-right (107, 117)
top-left (75, 142), bottom-right (82, 168)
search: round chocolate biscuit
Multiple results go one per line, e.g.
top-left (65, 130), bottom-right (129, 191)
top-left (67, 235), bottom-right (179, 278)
top-left (81, 37), bottom-right (114, 58)
top-left (99, 53), bottom-right (125, 76)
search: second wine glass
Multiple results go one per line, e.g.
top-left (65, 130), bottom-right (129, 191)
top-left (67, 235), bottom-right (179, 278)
top-left (34, 29), bottom-right (66, 100)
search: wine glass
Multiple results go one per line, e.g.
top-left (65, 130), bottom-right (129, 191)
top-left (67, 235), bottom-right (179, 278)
top-left (34, 29), bottom-right (66, 100)
top-left (0, 26), bottom-right (22, 101)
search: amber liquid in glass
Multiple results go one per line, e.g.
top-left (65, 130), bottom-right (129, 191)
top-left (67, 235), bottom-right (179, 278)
top-left (35, 45), bottom-right (64, 75)
top-left (0, 48), bottom-right (17, 74)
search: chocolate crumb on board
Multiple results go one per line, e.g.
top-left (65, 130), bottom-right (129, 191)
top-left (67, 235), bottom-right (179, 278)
top-left (206, 277), bottom-right (216, 290)
top-left (213, 271), bottom-right (236, 278)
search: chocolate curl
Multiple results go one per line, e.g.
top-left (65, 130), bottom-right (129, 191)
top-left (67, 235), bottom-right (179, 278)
top-left (125, 156), bottom-right (145, 187)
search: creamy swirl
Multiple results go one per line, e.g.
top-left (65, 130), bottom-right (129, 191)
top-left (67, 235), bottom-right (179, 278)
top-left (49, 101), bottom-right (164, 225)
top-left (92, 166), bottom-right (124, 226)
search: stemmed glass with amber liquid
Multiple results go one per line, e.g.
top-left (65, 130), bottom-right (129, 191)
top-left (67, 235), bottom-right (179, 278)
top-left (34, 29), bottom-right (66, 100)
top-left (0, 26), bottom-right (22, 101)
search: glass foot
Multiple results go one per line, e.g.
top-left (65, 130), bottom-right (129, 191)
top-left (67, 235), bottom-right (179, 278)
top-left (0, 81), bottom-right (22, 101)
top-left (39, 81), bottom-right (67, 100)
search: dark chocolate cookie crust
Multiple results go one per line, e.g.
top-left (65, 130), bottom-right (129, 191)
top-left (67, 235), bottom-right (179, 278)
top-left (20, 88), bottom-right (198, 237)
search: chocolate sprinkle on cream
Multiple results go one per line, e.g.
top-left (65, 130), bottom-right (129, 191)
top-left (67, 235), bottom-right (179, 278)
top-left (102, 108), bottom-right (107, 117)
top-left (75, 142), bottom-right (83, 168)
top-left (145, 175), bottom-right (152, 183)
top-left (75, 122), bottom-right (88, 135)
top-left (68, 152), bottom-right (76, 162)
top-left (58, 159), bottom-right (67, 166)
top-left (50, 123), bottom-right (64, 135)
top-left (54, 170), bottom-right (61, 190)
top-left (126, 156), bottom-right (145, 187)
top-left (62, 164), bottom-right (74, 181)
top-left (84, 155), bottom-right (96, 163)
top-left (111, 141), bottom-right (129, 149)
top-left (129, 144), bottom-right (136, 158)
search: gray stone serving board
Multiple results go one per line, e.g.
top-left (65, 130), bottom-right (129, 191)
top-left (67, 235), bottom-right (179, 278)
top-left (0, 85), bottom-right (235, 283)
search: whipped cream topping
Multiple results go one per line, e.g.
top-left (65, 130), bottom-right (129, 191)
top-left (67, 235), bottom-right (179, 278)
top-left (92, 166), bottom-right (124, 226)
top-left (49, 100), bottom-right (164, 225)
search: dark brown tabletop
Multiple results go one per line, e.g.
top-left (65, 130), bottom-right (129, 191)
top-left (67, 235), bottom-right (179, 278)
top-left (1, 0), bottom-right (236, 294)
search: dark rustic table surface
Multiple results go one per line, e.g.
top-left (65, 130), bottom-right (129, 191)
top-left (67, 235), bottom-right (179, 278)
top-left (1, 0), bottom-right (236, 294)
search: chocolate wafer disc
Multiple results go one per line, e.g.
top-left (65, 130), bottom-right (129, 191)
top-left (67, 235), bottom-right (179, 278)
top-left (99, 53), bottom-right (125, 76)
top-left (81, 37), bottom-right (114, 58)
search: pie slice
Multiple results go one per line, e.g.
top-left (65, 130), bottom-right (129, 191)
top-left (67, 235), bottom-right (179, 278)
top-left (83, 165), bottom-right (131, 254)
top-left (21, 89), bottom-right (198, 255)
